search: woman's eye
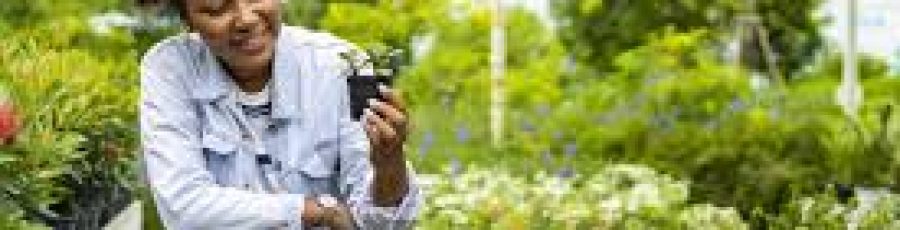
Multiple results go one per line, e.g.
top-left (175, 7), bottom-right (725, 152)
top-left (200, 8), bottom-right (225, 16)
top-left (204, 0), bottom-right (225, 8)
top-left (199, 0), bottom-right (226, 15)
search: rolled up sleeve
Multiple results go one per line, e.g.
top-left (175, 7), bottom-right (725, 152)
top-left (141, 43), bottom-right (306, 229)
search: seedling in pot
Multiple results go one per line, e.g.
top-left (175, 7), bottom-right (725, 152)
top-left (342, 47), bottom-right (404, 121)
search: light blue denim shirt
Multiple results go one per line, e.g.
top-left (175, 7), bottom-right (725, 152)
top-left (140, 25), bottom-right (421, 229)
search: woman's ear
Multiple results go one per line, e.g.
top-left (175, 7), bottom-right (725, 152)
top-left (180, 18), bottom-right (195, 33)
top-left (176, 20), bottom-right (191, 33)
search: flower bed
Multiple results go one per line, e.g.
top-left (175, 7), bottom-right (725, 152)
top-left (419, 164), bottom-right (747, 229)
top-left (419, 164), bottom-right (900, 229)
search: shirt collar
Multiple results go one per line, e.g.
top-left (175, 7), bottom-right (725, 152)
top-left (190, 25), bottom-right (309, 120)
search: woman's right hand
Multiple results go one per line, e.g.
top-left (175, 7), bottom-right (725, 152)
top-left (323, 202), bottom-right (356, 230)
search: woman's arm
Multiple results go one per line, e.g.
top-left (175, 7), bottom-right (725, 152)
top-left (334, 72), bottom-right (422, 230)
top-left (366, 87), bottom-right (412, 207)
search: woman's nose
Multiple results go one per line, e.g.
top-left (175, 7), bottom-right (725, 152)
top-left (234, 0), bottom-right (262, 33)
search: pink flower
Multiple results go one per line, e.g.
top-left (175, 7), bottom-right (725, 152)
top-left (0, 102), bottom-right (19, 145)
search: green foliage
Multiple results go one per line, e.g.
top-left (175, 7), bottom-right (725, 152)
top-left (0, 78), bottom-right (83, 229)
top-left (313, 2), bottom-right (569, 171)
top-left (801, 53), bottom-right (892, 81)
top-left (765, 191), bottom-right (900, 229)
top-left (765, 192), bottom-right (850, 229)
top-left (0, 1), bottom-right (897, 228)
top-left (555, 0), bottom-right (823, 78)
top-left (317, 1), bottom-right (447, 51)
top-left (282, 0), bottom-right (329, 29)
top-left (0, 0), bottom-right (128, 29)
top-left (500, 29), bottom-right (900, 228)
top-left (313, 3), bottom-right (900, 228)
top-left (0, 206), bottom-right (47, 230)
top-left (0, 8), bottom-right (142, 227)
top-left (857, 194), bottom-right (900, 228)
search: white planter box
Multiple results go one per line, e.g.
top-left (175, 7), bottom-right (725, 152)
top-left (103, 201), bottom-right (142, 230)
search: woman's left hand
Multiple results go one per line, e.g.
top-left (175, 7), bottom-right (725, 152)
top-left (363, 85), bottom-right (409, 171)
top-left (362, 85), bottom-right (412, 206)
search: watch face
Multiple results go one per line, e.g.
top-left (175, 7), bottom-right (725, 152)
top-left (319, 195), bottom-right (339, 208)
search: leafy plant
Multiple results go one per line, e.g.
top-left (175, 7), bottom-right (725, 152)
top-left (0, 17), bottom-right (142, 228)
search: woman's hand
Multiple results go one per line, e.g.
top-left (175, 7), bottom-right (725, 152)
top-left (302, 197), bottom-right (355, 229)
top-left (324, 202), bottom-right (356, 230)
top-left (363, 85), bottom-right (408, 168)
top-left (362, 85), bottom-right (410, 206)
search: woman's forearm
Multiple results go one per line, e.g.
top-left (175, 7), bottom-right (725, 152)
top-left (372, 159), bottom-right (409, 207)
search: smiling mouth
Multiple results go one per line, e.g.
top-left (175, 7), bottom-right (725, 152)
top-left (230, 36), bottom-right (267, 56)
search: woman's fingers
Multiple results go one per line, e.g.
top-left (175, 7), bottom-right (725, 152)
top-left (365, 108), bottom-right (398, 145)
top-left (379, 85), bottom-right (407, 114)
top-left (369, 98), bottom-right (407, 133)
top-left (362, 111), bottom-right (381, 149)
top-left (364, 86), bottom-right (410, 161)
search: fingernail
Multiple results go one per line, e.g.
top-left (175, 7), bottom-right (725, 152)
top-left (364, 108), bottom-right (374, 118)
top-left (368, 98), bottom-right (378, 107)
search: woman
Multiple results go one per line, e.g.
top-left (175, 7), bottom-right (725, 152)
top-left (140, 0), bottom-right (421, 229)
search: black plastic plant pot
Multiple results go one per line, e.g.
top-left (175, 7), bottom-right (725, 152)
top-left (834, 183), bottom-right (855, 204)
top-left (347, 69), bottom-right (394, 121)
top-left (17, 178), bottom-right (133, 230)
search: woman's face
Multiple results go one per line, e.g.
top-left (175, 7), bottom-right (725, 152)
top-left (183, 0), bottom-right (281, 74)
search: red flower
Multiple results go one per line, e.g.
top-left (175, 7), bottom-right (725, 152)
top-left (0, 102), bottom-right (19, 145)
top-left (103, 141), bottom-right (122, 161)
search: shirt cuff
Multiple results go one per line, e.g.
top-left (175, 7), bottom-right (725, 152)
top-left (278, 194), bottom-right (306, 230)
top-left (354, 172), bottom-right (422, 228)
top-left (390, 179), bottom-right (421, 221)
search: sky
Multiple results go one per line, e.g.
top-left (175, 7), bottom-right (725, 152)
top-left (820, 0), bottom-right (900, 71)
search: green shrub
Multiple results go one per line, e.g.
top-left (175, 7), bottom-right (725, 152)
top-left (501, 30), bottom-right (900, 227)
top-left (0, 22), bottom-right (141, 227)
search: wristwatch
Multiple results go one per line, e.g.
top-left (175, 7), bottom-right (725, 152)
top-left (314, 194), bottom-right (339, 227)
top-left (318, 194), bottom-right (339, 210)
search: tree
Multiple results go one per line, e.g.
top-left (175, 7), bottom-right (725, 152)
top-left (555, 0), bottom-right (823, 79)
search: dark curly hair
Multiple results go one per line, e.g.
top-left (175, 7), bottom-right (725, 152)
top-left (170, 0), bottom-right (186, 20)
